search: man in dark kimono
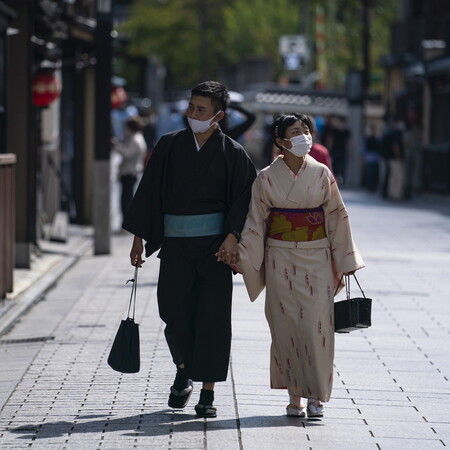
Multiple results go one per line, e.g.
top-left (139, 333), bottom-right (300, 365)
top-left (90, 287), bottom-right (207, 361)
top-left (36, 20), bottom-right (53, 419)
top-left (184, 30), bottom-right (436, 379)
top-left (122, 81), bottom-right (256, 418)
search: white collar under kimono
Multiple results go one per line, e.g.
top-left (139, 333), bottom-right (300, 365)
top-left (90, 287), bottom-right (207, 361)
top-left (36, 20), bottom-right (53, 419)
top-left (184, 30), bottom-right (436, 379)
top-left (191, 125), bottom-right (223, 151)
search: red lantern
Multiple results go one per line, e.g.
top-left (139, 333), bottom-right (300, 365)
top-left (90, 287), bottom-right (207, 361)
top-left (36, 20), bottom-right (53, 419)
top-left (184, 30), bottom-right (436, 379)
top-left (111, 86), bottom-right (128, 109)
top-left (32, 71), bottom-right (62, 107)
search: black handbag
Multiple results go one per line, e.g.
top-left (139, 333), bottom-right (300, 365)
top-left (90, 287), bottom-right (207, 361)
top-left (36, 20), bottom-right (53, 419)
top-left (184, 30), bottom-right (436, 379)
top-left (107, 267), bottom-right (140, 373)
top-left (334, 274), bottom-right (372, 333)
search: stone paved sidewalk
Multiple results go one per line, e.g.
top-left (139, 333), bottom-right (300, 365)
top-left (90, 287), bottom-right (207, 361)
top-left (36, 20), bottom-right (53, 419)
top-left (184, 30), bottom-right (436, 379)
top-left (0, 190), bottom-right (449, 449)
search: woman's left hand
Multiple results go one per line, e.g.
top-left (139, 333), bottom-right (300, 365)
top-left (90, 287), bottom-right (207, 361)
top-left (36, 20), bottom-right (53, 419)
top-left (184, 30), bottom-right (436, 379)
top-left (215, 233), bottom-right (240, 265)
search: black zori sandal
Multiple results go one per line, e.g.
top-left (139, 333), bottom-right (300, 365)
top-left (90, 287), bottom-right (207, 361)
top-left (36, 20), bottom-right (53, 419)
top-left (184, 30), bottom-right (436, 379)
top-left (168, 368), bottom-right (193, 409)
top-left (195, 388), bottom-right (217, 418)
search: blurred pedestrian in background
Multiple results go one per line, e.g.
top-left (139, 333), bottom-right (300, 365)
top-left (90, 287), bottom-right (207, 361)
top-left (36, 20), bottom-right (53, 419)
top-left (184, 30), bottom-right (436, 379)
top-left (309, 116), bottom-right (332, 171)
top-left (261, 114), bottom-right (278, 167)
top-left (234, 112), bottom-right (364, 418)
top-left (380, 114), bottom-right (404, 200)
top-left (220, 101), bottom-right (256, 142)
top-left (113, 115), bottom-right (147, 222)
top-left (123, 81), bottom-right (256, 418)
top-left (379, 114), bottom-right (394, 198)
top-left (363, 123), bottom-right (381, 192)
top-left (387, 116), bottom-right (405, 200)
top-left (140, 107), bottom-right (158, 166)
top-left (403, 112), bottom-right (422, 199)
top-left (111, 99), bottom-right (139, 141)
top-left (329, 116), bottom-right (350, 185)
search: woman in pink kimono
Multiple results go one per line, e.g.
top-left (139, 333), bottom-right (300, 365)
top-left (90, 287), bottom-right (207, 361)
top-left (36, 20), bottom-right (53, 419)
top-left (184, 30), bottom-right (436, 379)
top-left (237, 113), bottom-right (364, 418)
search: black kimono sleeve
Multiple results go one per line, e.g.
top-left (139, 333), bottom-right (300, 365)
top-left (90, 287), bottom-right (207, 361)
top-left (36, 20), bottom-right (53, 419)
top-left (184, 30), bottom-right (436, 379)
top-left (122, 132), bottom-right (176, 256)
top-left (222, 136), bottom-right (257, 236)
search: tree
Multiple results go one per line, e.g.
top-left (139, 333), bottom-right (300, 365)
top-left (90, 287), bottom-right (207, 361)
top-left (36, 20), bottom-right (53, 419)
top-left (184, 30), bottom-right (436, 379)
top-left (121, 0), bottom-right (229, 88)
top-left (223, 0), bottom-right (299, 67)
top-left (121, 0), bottom-right (398, 93)
top-left (315, 0), bottom-right (398, 92)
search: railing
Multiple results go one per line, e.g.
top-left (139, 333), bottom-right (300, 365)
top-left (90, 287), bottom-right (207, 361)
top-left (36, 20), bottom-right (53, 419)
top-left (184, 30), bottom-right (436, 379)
top-left (0, 154), bottom-right (16, 299)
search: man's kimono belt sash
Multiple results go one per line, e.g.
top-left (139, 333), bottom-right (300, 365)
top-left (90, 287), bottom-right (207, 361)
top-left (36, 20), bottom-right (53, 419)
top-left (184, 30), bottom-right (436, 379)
top-left (267, 207), bottom-right (326, 242)
top-left (164, 212), bottom-right (225, 237)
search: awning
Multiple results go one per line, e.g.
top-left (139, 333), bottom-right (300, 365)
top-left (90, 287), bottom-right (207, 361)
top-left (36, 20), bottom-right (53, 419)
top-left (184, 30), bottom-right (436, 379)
top-left (427, 56), bottom-right (450, 76)
top-left (405, 61), bottom-right (425, 78)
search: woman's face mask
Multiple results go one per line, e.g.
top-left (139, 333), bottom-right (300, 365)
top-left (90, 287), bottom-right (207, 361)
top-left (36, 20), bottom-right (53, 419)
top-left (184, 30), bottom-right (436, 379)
top-left (187, 111), bottom-right (222, 134)
top-left (283, 133), bottom-right (313, 157)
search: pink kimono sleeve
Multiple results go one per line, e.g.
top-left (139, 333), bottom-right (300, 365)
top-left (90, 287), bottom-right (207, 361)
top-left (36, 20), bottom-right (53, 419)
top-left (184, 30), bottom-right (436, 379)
top-left (238, 174), bottom-right (272, 301)
top-left (322, 174), bottom-right (365, 275)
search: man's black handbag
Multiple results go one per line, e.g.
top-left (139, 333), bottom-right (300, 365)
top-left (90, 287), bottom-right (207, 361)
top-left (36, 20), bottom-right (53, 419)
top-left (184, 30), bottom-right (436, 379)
top-left (334, 274), bottom-right (372, 333)
top-left (107, 267), bottom-right (140, 373)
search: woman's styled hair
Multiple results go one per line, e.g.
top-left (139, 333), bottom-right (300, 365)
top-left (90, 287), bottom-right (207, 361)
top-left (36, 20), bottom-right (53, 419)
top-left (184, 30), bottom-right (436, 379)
top-left (191, 80), bottom-right (230, 112)
top-left (271, 113), bottom-right (313, 150)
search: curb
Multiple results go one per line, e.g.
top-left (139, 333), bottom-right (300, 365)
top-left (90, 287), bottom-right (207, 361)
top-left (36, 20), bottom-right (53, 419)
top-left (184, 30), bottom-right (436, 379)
top-left (0, 236), bottom-right (92, 337)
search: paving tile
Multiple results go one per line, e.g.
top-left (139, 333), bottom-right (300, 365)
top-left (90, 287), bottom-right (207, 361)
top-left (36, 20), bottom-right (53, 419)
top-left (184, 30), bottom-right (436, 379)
top-left (374, 437), bottom-right (446, 449)
top-left (1, 192), bottom-right (450, 449)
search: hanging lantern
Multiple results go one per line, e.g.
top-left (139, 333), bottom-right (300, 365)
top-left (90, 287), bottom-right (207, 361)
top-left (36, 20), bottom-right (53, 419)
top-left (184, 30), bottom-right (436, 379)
top-left (111, 86), bottom-right (128, 109)
top-left (32, 71), bottom-right (62, 107)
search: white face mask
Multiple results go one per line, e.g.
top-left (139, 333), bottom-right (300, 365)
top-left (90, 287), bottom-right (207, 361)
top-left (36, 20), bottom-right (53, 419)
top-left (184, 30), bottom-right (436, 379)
top-left (283, 134), bottom-right (313, 157)
top-left (187, 111), bottom-right (222, 134)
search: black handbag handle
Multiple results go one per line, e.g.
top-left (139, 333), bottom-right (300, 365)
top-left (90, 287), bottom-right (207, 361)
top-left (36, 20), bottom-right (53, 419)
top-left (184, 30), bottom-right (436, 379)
top-left (335, 273), bottom-right (366, 298)
top-left (349, 273), bottom-right (366, 298)
top-left (125, 266), bottom-right (138, 320)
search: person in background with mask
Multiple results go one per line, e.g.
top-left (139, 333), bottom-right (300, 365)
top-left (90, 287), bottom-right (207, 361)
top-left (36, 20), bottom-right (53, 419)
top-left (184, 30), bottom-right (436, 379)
top-left (230, 113), bottom-right (364, 418)
top-left (122, 81), bottom-right (256, 418)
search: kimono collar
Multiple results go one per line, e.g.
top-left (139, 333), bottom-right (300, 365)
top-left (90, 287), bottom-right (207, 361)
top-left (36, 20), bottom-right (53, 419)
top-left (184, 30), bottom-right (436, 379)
top-left (271, 156), bottom-right (311, 203)
top-left (190, 127), bottom-right (223, 151)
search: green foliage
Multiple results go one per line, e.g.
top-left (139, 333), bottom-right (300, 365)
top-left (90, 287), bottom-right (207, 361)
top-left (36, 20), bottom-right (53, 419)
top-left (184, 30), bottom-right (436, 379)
top-left (317, 0), bottom-right (399, 91)
top-left (121, 0), bottom-right (399, 92)
top-left (223, 0), bottom-right (299, 63)
top-left (120, 0), bottom-right (235, 88)
top-left (121, 0), bottom-right (202, 87)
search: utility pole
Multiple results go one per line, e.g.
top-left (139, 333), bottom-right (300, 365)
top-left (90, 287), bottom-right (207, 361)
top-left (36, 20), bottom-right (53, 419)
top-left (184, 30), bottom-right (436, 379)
top-left (346, 0), bottom-right (372, 188)
top-left (298, 0), bottom-right (309, 84)
top-left (93, 0), bottom-right (112, 254)
top-left (300, 0), bottom-right (309, 35)
top-left (198, 0), bottom-right (208, 81)
top-left (361, 0), bottom-right (371, 99)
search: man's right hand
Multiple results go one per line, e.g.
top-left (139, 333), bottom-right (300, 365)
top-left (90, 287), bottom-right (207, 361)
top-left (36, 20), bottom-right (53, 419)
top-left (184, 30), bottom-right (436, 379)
top-left (130, 236), bottom-right (145, 267)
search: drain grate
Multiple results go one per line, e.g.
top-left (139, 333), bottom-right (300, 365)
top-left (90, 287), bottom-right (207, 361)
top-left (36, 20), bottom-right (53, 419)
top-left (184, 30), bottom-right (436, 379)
top-left (0, 336), bottom-right (55, 344)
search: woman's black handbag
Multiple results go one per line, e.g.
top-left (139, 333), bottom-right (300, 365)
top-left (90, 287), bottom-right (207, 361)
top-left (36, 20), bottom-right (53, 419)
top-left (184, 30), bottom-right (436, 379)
top-left (334, 274), bottom-right (372, 333)
top-left (107, 267), bottom-right (140, 373)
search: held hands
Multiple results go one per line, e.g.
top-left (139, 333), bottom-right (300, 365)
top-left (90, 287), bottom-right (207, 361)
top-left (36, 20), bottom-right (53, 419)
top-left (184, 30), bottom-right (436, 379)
top-left (130, 236), bottom-right (145, 267)
top-left (215, 233), bottom-right (240, 266)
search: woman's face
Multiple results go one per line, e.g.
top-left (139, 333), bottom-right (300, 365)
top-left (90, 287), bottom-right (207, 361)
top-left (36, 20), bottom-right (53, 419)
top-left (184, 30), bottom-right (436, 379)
top-left (278, 120), bottom-right (310, 149)
top-left (285, 120), bottom-right (310, 139)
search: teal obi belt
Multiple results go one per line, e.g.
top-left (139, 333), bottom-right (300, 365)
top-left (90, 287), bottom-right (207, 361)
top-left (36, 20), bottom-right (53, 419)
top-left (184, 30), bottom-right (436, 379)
top-left (164, 212), bottom-right (225, 237)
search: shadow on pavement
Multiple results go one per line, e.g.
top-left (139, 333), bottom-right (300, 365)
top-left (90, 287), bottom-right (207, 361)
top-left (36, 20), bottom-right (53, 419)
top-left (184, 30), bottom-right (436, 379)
top-left (9, 410), bottom-right (323, 439)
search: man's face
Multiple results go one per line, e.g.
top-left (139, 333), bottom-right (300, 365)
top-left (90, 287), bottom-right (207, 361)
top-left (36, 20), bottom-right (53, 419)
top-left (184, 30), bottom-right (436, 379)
top-left (186, 95), bottom-right (217, 121)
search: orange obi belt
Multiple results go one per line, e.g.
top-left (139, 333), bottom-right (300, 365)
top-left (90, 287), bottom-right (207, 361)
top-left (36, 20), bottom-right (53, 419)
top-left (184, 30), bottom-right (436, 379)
top-left (267, 207), bottom-right (326, 241)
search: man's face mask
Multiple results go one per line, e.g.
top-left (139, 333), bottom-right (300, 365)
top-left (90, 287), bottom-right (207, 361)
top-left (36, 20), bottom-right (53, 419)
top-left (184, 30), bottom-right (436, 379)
top-left (187, 111), bottom-right (222, 134)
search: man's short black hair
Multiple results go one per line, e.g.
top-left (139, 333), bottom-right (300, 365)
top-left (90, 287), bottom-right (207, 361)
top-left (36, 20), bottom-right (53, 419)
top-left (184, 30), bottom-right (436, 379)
top-left (191, 81), bottom-right (230, 112)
